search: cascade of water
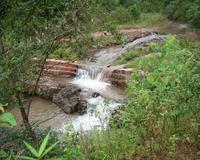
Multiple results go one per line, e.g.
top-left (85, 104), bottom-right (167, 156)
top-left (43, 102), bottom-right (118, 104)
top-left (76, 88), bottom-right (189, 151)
top-left (72, 66), bottom-right (111, 96)
top-left (64, 33), bottom-right (166, 132)
top-left (65, 66), bottom-right (123, 132)
top-left (75, 66), bottom-right (102, 80)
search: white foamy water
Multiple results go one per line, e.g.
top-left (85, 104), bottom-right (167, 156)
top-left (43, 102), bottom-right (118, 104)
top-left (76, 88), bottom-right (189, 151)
top-left (62, 96), bottom-right (121, 132)
top-left (72, 67), bottom-right (110, 93)
top-left (60, 66), bottom-right (123, 133)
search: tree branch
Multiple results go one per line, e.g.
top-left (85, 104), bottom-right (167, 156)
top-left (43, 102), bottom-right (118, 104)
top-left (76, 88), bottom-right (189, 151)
top-left (26, 41), bottom-right (55, 117)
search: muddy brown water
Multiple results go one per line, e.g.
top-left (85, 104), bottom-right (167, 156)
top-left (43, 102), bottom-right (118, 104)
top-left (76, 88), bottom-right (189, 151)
top-left (11, 97), bottom-right (67, 131)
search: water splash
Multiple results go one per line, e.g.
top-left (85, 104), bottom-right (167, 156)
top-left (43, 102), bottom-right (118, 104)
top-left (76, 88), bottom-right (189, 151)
top-left (62, 96), bottom-right (121, 132)
top-left (61, 65), bottom-right (124, 132)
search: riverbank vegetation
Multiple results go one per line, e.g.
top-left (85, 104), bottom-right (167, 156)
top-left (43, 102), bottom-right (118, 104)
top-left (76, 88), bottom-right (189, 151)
top-left (1, 0), bottom-right (200, 159)
top-left (60, 37), bottom-right (200, 159)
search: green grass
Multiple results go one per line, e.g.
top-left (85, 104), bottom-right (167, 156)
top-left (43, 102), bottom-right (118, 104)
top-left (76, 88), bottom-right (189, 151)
top-left (117, 13), bottom-right (167, 29)
top-left (91, 36), bottom-right (117, 48)
top-left (49, 46), bottom-right (80, 61)
top-left (116, 42), bottom-right (161, 67)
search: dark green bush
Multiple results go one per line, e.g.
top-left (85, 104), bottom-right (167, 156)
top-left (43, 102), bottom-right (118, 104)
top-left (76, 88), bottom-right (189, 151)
top-left (128, 3), bottom-right (141, 20)
top-left (165, 0), bottom-right (200, 28)
top-left (108, 7), bottom-right (133, 24)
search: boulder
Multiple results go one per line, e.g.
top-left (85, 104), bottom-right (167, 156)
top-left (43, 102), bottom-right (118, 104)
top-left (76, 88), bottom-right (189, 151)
top-left (29, 77), bottom-right (64, 99)
top-left (53, 84), bottom-right (87, 115)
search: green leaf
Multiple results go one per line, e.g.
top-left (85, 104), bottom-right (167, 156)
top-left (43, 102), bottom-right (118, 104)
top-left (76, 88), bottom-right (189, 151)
top-left (18, 156), bottom-right (36, 160)
top-left (38, 131), bottom-right (51, 156)
top-left (23, 141), bottom-right (39, 157)
top-left (40, 141), bottom-right (59, 158)
top-left (0, 150), bottom-right (8, 158)
top-left (0, 112), bottom-right (16, 127)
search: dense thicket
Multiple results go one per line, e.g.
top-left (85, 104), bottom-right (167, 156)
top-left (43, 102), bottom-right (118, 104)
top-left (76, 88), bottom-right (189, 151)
top-left (139, 0), bottom-right (200, 28)
top-left (123, 37), bottom-right (200, 158)
top-left (98, 0), bottom-right (200, 29)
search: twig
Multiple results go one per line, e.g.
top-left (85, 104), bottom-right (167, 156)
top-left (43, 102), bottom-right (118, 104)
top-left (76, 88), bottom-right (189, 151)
top-left (27, 41), bottom-right (55, 117)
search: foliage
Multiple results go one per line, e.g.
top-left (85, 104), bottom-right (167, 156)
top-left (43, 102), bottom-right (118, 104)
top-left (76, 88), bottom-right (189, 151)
top-left (108, 7), bottom-right (133, 24)
top-left (1, 0), bottom-right (200, 159)
top-left (116, 43), bottom-right (159, 65)
top-left (20, 131), bottom-right (59, 160)
top-left (0, 112), bottom-right (16, 128)
top-left (49, 46), bottom-right (79, 60)
top-left (0, 103), bottom-right (16, 128)
top-left (0, 128), bottom-right (65, 159)
top-left (165, 0), bottom-right (200, 28)
top-left (122, 36), bottom-right (200, 158)
top-left (117, 13), bottom-right (166, 29)
top-left (58, 37), bottom-right (200, 159)
top-left (128, 3), bottom-right (141, 20)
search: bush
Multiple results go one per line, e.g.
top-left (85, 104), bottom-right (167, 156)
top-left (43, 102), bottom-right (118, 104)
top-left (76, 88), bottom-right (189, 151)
top-left (128, 3), bottom-right (141, 20)
top-left (165, 0), bottom-right (200, 29)
top-left (108, 7), bottom-right (133, 24)
top-left (62, 37), bottom-right (200, 159)
top-left (122, 36), bottom-right (200, 158)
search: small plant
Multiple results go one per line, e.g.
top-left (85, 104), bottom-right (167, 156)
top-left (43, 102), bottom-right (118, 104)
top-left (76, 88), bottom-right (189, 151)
top-left (20, 131), bottom-right (60, 160)
top-left (0, 103), bottom-right (16, 128)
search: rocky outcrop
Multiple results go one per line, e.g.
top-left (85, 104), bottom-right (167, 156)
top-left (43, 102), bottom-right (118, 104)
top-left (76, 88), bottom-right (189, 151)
top-left (91, 28), bottom-right (153, 43)
top-left (44, 59), bottom-right (78, 77)
top-left (120, 28), bottom-right (153, 42)
top-left (110, 68), bottom-right (133, 88)
top-left (53, 84), bottom-right (87, 115)
top-left (29, 77), bottom-right (64, 99)
top-left (30, 77), bottom-right (87, 115)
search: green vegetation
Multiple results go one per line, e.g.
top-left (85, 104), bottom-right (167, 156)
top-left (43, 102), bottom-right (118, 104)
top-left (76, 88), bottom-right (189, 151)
top-left (1, 0), bottom-right (200, 159)
top-left (21, 131), bottom-right (59, 160)
top-left (117, 13), bottom-right (166, 29)
top-left (116, 42), bottom-right (160, 65)
top-left (58, 37), bottom-right (199, 159)
top-left (164, 0), bottom-right (200, 29)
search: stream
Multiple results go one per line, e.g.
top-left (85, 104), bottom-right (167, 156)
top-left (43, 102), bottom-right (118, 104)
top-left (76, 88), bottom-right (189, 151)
top-left (12, 33), bottom-right (167, 133)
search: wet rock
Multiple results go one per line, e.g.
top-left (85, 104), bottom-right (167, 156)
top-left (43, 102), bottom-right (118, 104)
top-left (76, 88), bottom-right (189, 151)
top-left (29, 77), bottom-right (64, 99)
top-left (110, 69), bottom-right (133, 88)
top-left (53, 84), bottom-right (87, 115)
top-left (92, 92), bottom-right (100, 98)
top-left (120, 28), bottom-right (153, 42)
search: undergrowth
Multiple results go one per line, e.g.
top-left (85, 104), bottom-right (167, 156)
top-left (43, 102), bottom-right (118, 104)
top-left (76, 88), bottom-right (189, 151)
top-left (61, 36), bottom-right (200, 159)
top-left (1, 36), bottom-right (200, 160)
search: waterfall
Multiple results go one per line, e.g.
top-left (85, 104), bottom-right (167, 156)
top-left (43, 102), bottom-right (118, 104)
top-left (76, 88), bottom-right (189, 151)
top-left (63, 33), bottom-right (166, 132)
top-left (66, 66), bottom-right (123, 132)
top-left (75, 66), bottom-right (102, 80)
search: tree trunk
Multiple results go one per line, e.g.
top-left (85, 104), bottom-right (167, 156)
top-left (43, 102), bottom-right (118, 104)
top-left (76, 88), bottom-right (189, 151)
top-left (20, 108), bottom-right (35, 137)
top-left (17, 95), bottom-right (38, 148)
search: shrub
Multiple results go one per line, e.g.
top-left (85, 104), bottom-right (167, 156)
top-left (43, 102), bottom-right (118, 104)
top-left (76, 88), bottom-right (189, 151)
top-left (108, 7), bottom-right (133, 24)
top-left (128, 3), bottom-right (141, 21)
top-left (165, 0), bottom-right (200, 29)
top-left (122, 36), bottom-right (200, 158)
